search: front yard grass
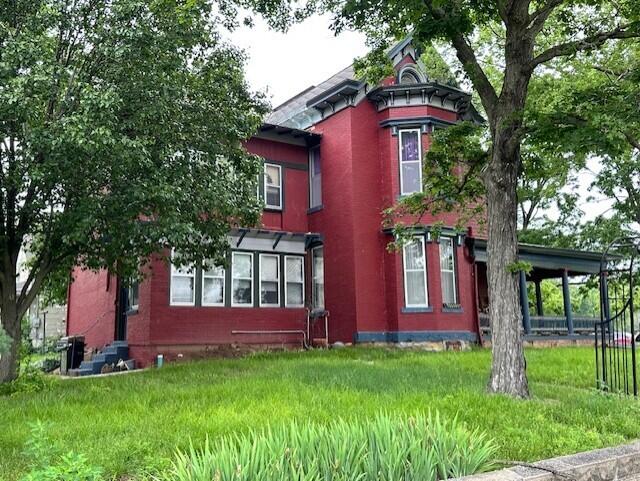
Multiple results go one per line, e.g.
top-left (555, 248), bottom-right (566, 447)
top-left (1, 347), bottom-right (640, 480)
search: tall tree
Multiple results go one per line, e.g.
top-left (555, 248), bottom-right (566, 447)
top-left (248, 0), bottom-right (640, 396)
top-left (0, 0), bottom-right (266, 382)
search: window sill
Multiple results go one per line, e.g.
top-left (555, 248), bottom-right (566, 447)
top-left (307, 205), bottom-right (323, 214)
top-left (126, 308), bottom-right (139, 316)
top-left (401, 306), bottom-right (433, 314)
top-left (442, 305), bottom-right (463, 313)
top-left (263, 207), bottom-right (283, 213)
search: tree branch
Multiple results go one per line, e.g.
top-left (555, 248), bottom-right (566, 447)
top-left (530, 22), bottom-right (640, 68)
top-left (623, 130), bottom-right (640, 151)
top-left (527, 0), bottom-right (564, 37)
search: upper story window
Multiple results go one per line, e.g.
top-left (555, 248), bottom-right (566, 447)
top-left (312, 246), bottom-right (325, 309)
top-left (399, 129), bottom-right (423, 195)
top-left (170, 251), bottom-right (196, 306)
top-left (403, 237), bottom-right (428, 308)
top-left (439, 237), bottom-right (458, 306)
top-left (309, 147), bottom-right (322, 208)
top-left (264, 163), bottom-right (282, 210)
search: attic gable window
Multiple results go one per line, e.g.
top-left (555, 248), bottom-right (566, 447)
top-left (399, 129), bottom-right (423, 195)
top-left (400, 71), bottom-right (419, 84)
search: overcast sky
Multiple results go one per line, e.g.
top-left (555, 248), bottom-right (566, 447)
top-left (227, 14), bottom-right (368, 108)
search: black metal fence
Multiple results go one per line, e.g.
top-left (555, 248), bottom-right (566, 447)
top-left (595, 237), bottom-right (639, 396)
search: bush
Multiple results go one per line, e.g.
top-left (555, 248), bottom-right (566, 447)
top-left (162, 412), bottom-right (496, 481)
top-left (20, 422), bottom-right (104, 481)
top-left (0, 363), bottom-right (53, 396)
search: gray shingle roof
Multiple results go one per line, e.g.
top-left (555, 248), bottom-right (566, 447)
top-left (266, 64), bottom-right (355, 127)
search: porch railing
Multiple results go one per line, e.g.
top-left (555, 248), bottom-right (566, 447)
top-left (478, 313), bottom-right (598, 336)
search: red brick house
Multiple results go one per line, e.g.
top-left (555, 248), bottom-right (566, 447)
top-left (65, 39), bottom-right (603, 370)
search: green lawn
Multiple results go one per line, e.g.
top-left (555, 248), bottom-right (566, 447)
top-left (2, 347), bottom-right (640, 480)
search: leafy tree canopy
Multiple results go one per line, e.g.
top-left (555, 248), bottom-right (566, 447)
top-left (0, 0), bottom-right (267, 381)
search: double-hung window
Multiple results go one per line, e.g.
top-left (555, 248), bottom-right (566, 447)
top-left (232, 252), bottom-right (253, 306)
top-left (260, 254), bottom-right (280, 307)
top-left (312, 246), bottom-right (325, 309)
top-left (170, 253), bottom-right (196, 306)
top-left (399, 129), bottom-right (423, 195)
top-left (127, 280), bottom-right (139, 311)
top-left (202, 263), bottom-right (225, 306)
top-left (285, 256), bottom-right (304, 307)
top-left (403, 237), bottom-right (428, 307)
top-left (439, 237), bottom-right (458, 306)
top-left (264, 163), bottom-right (282, 209)
top-left (309, 148), bottom-right (322, 208)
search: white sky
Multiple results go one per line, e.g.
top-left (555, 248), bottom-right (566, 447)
top-left (226, 14), bottom-right (368, 108)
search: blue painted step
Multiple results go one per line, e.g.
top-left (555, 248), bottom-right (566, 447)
top-left (71, 342), bottom-right (129, 376)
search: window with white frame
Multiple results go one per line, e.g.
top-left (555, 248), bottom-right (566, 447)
top-left (439, 237), bottom-right (458, 306)
top-left (399, 129), bottom-right (423, 195)
top-left (232, 252), bottom-right (253, 306)
top-left (312, 246), bottom-right (325, 309)
top-left (264, 163), bottom-right (282, 209)
top-left (403, 237), bottom-right (428, 307)
top-left (170, 253), bottom-right (196, 306)
top-left (285, 256), bottom-right (304, 307)
top-left (127, 280), bottom-right (139, 311)
top-left (202, 262), bottom-right (225, 306)
top-left (260, 254), bottom-right (280, 306)
top-left (309, 148), bottom-right (322, 208)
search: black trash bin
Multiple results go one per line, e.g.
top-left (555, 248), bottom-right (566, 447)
top-left (57, 336), bottom-right (85, 375)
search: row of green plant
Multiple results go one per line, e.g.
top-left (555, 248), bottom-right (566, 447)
top-left (19, 413), bottom-right (496, 481)
top-left (160, 412), bottom-right (496, 481)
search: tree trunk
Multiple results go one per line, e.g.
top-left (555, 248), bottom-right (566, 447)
top-left (0, 265), bottom-right (21, 383)
top-left (485, 129), bottom-right (529, 398)
top-left (0, 300), bottom-right (20, 383)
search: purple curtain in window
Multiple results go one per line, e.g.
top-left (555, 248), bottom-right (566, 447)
top-left (401, 131), bottom-right (419, 161)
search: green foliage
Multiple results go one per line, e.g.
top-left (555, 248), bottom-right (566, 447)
top-left (162, 413), bottom-right (496, 481)
top-left (0, 0), bottom-right (267, 347)
top-left (20, 422), bottom-right (103, 481)
top-left (0, 363), bottom-right (53, 396)
top-left (2, 348), bottom-right (640, 480)
top-left (506, 261), bottom-right (532, 274)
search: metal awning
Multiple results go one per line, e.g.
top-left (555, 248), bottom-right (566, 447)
top-left (470, 239), bottom-right (604, 277)
top-left (229, 228), bottom-right (322, 253)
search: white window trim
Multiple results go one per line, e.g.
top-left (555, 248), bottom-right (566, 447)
top-left (128, 281), bottom-right (139, 311)
top-left (309, 147), bottom-right (321, 208)
top-left (259, 253), bottom-right (280, 307)
top-left (231, 252), bottom-right (254, 307)
top-left (439, 237), bottom-right (458, 305)
top-left (311, 246), bottom-right (325, 309)
top-left (264, 163), bottom-right (283, 210)
top-left (169, 251), bottom-right (196, 307)
top-left (402, 237), bottom-right (429, 308)
top-left (201, 263), bottom-right (225, 307)
top-left (398, 128), bottom-right (423, 196)
top-left (284, 255), bottom-right (305, 308)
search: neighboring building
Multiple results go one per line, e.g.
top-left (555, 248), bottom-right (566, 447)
top-left (65, 38), bottom-right (602, 368)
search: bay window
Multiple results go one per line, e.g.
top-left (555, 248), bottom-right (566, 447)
top-left (264, 163), bottom-right (282, 209)
top-left (170, 253), bottom-right (196, 306)
top-left (403, 237), bottom-right (428, 307)
top-left (439, 237), bottom-right (458, 306)
top-left (309, 148), bottom-right (322, 208)
top-left (285, 256), bottom-right (304, 307)
top-left (232, 252), bottom-right (253, 306)
top-left (202, 263), bottom-right (225, 306)
top-left (399, 129), bottom-right (423, 195)
top-left (260, 254), bottom-right (280, 307)
top-left (312, 246), bottom-right (325, 309)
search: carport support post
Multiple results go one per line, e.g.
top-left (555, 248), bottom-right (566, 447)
top-left (562, 269), bottom-right (574, 335)
top-left (519, 270), bottom-right (532, 335)
top-left (535, 280), bottom-right (544, 316)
